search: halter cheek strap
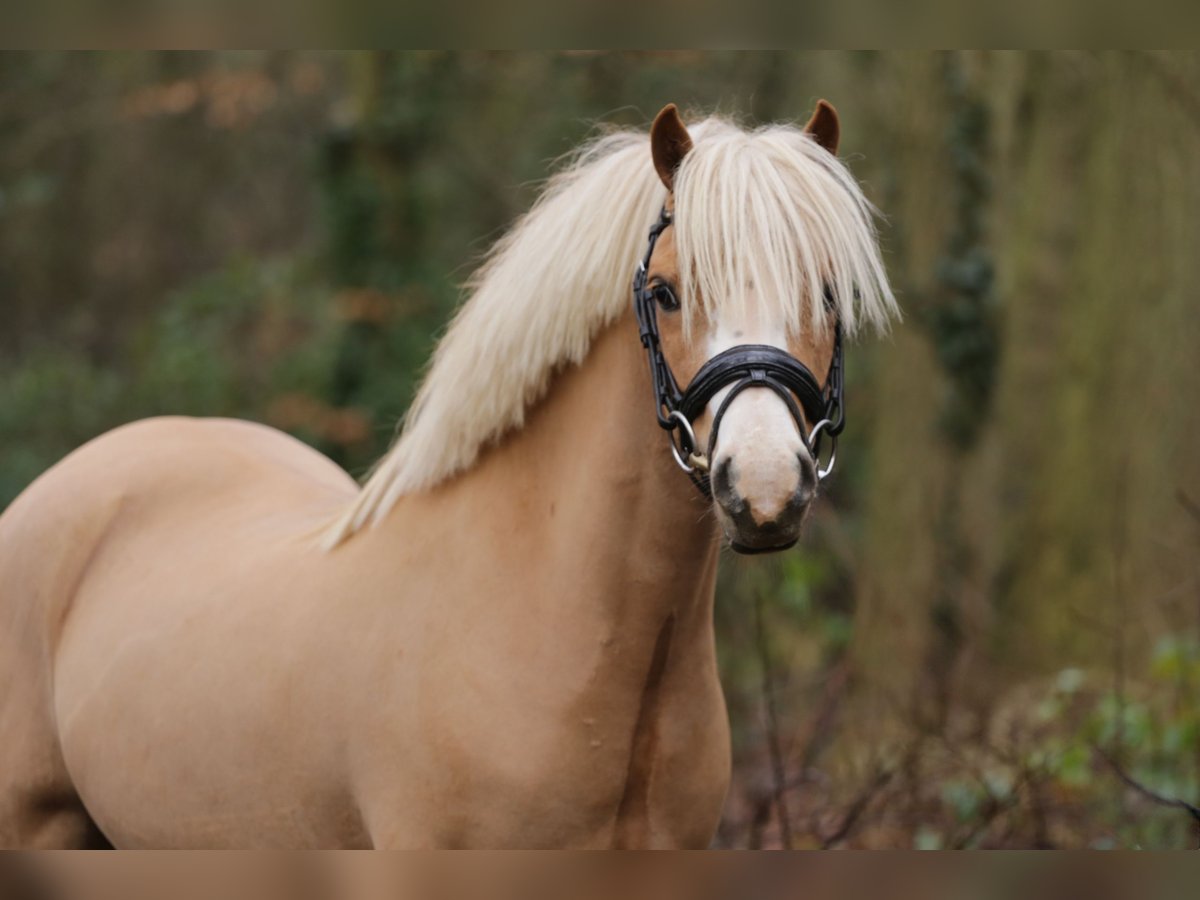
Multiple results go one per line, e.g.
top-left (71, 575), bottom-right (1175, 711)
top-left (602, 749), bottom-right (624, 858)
top-left (633, 207), bottom-right (846, 500)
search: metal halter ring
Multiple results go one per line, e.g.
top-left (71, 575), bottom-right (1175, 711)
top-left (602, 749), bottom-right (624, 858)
top-left (806, 418), bottom-right (838, 482)
top-left (667, 410), bottom-right (701, 474)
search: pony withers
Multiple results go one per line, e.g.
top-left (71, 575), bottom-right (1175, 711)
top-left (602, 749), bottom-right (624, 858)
top-left (0, 102), bottom-right (896, 848)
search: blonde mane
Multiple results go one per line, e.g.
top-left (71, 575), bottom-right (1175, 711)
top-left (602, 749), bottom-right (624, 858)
top-left (324, 115), bottom-right (898, 547)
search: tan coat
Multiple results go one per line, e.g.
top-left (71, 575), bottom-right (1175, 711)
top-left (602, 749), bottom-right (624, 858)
top-left (0, 318), bottom-right (729, 848)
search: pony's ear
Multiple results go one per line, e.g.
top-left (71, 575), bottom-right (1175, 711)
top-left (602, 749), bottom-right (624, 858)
top-left (804, 99), bottom-right (840, 155)
top-left (651, 103), bottom-right (694, 191)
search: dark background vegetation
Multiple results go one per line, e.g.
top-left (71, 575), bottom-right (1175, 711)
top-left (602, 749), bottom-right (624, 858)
top-left (3, 51), bottom-right (1200, 848)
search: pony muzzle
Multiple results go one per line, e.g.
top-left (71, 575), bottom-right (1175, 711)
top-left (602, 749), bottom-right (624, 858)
top-left (708, 392), bottom-right (818, 554)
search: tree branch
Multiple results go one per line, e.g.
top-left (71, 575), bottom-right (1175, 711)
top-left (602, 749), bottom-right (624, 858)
top-left (819, 765), bottom-right (894, 849)
top-left (754, 587), bottom-right (793, 849)
top-left (1093, 743), bottom-right (1200, 838)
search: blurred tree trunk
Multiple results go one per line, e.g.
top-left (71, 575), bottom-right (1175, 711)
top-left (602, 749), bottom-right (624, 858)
top-left (847, 51), bottom-right (1200, 736)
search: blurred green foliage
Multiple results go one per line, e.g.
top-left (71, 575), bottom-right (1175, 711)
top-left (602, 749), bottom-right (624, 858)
top-left (0, 258), bottom-right (339, 499)
top-left (927, 52), bottom-right (999, 450)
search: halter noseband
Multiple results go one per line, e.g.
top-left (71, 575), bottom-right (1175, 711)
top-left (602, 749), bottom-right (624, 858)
top-left (633, 207), bottom-right (845, 500)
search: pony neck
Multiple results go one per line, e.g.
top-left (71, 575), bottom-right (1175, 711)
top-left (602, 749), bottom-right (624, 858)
top-left (376, 312), bottom-right (721, 622)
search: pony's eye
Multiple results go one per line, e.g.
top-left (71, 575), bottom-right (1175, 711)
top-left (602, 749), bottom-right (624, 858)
top-left (822, 283), bottom-right (836, 311)
top-left (652, 283), bottom-right (680, 312)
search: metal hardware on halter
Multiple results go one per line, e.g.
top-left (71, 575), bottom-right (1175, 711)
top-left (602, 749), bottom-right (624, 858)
top-left (666, 410), bottom-right (703, 474)
top-left (633, 206), bottom-right (847, 498)
top-left (806, 419), bottom-right (838, 482)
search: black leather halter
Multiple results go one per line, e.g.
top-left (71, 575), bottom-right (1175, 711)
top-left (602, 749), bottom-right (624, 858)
top-left (633, 207), bottom-right (845, 499)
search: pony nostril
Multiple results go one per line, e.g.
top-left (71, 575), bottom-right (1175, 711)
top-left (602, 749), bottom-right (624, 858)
top-left (793, 454), bottom-right (818, 509)
top-left (712, 457), bottom-right (738, 508)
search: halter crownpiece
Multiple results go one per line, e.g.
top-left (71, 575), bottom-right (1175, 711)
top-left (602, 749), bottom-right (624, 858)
top-left (633, 206), bottom-right (845, 500)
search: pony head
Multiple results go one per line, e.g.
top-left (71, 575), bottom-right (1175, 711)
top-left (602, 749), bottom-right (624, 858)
top-left (642, 102), bottom-right (895, 552)
top-left (323, 104), bottom-right (896, 552)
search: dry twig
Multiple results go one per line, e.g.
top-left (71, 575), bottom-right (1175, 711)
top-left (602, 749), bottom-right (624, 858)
top-left (1093, 743), bottom-right (1200, 842)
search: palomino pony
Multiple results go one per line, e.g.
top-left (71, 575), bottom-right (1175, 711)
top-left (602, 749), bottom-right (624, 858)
top-left (0, 102), bottom-right (896, 848)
